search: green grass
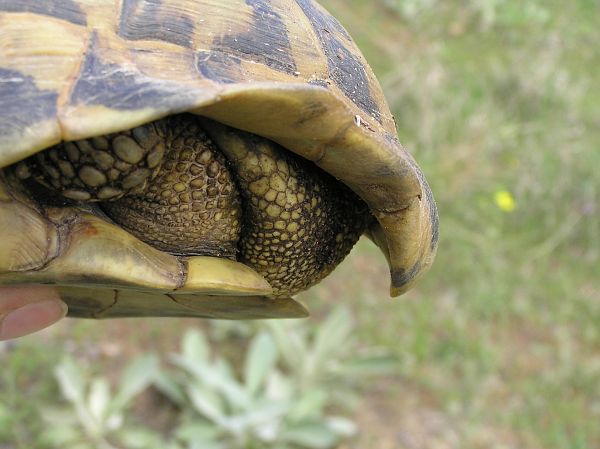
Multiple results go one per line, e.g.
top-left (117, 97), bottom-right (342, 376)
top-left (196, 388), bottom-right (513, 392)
top-left (315, 0), bottom-right (600, 447)
top-left (1, 1), bottom-right (599, 448)
top-left (0, 340), bottom-right (63, 448)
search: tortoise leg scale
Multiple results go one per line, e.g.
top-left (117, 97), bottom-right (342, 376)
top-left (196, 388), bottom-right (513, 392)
top-left (102, 118), bottom-right (242, 259)
top-left (201, 119), bottom-right (372, 296)
top-left (14, 115), bottom-right (371, 296)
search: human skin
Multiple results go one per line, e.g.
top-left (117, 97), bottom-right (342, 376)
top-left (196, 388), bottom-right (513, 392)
top-left (0, 286), bottom-right (67, 340)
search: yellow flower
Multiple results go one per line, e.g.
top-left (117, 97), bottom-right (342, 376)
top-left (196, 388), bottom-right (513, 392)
top-left (494, 190), bottom-right (516, 212)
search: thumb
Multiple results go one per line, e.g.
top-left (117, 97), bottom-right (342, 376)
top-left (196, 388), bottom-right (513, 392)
top-left (0, 286), bottom-right (67, 340)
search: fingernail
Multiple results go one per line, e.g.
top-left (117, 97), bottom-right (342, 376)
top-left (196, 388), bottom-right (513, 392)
top-left (0, 299), bottom-right (68, 340)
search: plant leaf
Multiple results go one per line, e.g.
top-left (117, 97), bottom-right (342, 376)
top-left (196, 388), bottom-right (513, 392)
top-left (40, 406), bottom-right (79, 426)
top-left (187, 382), bottom-right (225, 425)
top-left (282, 421), bottom-right (341, 449)
top-left (118, 427), bottom-right (167, 448)
top-left (40, 425), bottom-right (81, 446)
top-left (227, 399), bottom-right (289, 431)
top-left (176, 421), bottom-right (221, 443)
top-left (106, 411), bottom-right (124, 431)
top-left (265, 370), bottom-right (293, 401)
top-left (325, 416), bottom-right (357, 438)
top-left (312, 308), bottom-right (354, 365)
top-left (265, 321), bottom-right (307, 372)
top-left (54, 356), bottom-right (86, 407)
top-left (182, 329), bottom-right (210, 364)
top-left (153, 371), bottom-right (187, 406)
top-left (288, 389), bottom-right (327, 422)
top-left (341, 354), bottom-right (401, 377)
top-left (113, 354), bottom-right (158, 411)
top-left (88, 377), bottom-right (111, 425)
top-left (188, 441), bottom-right (227, 449)
top-left (175, 355), bottom-right (252, 412)
top-left (244, 331), bottom-right (278, 397)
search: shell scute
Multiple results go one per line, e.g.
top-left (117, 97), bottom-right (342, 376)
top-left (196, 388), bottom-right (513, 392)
top-left (0, 68), bottom-right (60, 166)
top-left (119, 0), bottom-right (196, 48)
top-left (0, 0), bottom-right (86, 26)
top-left (213, 0), bottom-right (298, 76)
top-left (70, 33), bottom-right (195, 112)
top-left (0, 0), bottom-right (439, 310)
top-left (0, 68), bottom-right (58, 137)
top-left (295, 0), bottom-right (382, 124)
top-left (196, 50), bottom-right (246, 84)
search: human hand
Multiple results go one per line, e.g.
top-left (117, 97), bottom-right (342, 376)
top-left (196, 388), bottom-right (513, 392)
top-left (0, 286), bottom-right (67, 340)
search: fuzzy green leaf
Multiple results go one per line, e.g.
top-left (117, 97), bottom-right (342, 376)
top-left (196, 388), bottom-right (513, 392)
top-left (153, 371), bottom-right (187, 406)
top-left (244, 331), bottom-right (278, 397)
top-left (40, 407), bottom-right (79, 426)
top-left (40, 425), bottom-right (81, 446)
top-left (325, 416), bottom-right (357, 437)
top-left (119, 427), bottom-right (167, 448)
top-left (88, 378), bottom-right (111, 425)
top-left (176, 421), bottom-right (221, 442)
top-left (264, 321), bottom-right (307, 371)
top-left (176, 421), bottom-right (227, 449)
top-left (187, 383), bottom-right (226, 425)
top-left (182, 330), bottom-right (210, 364)
top-left (341, 354), bottom-right (401, 377)
top-left (171, 353), bottom-right (246, 410)
top-left (180, 355), bottom-right (252, 412)
top-left (288, 389), bottom-right (327, 422)
top-left (54, 357), bottom-right (86, 407)
top-left (113, 355), bottom-right (158, 411)
top-left (282, 421), bottom-right (341, 449)
top-left (226, 399), bottom-right (289, 432)
top-left (312, 308), bottom-right (354, 366)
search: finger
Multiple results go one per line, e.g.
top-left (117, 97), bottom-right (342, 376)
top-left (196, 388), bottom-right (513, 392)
top-left (0, 286), bottom-right (67, 340)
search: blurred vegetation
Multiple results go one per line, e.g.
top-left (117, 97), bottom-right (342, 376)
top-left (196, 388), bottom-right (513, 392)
top-left (319, 0), bottom-right (600, 447)
top-left (1, 311), bottom-right (395, 449)
top-left (1, 0), bottom-right (599, 448)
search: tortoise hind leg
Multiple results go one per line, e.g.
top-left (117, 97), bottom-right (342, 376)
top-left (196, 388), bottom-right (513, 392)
top-left (102, 115), bottom-right (242, 257)
top-left (14, 119), bottom-right (168, 201)
top-left (201, 119), bottom-right (373, 296)
top-left (11, 115), bottom-right (243, 258)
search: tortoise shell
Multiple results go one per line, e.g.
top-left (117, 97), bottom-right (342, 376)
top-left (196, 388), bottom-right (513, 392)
top-left (0, 0), bottom-right (438, 319)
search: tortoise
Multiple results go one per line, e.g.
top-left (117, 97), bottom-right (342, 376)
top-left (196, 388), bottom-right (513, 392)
top-left (0, 0), bottom-right (438, 320)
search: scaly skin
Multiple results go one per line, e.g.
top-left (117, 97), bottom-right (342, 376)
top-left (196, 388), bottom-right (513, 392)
top-left (102, 118), bottom-right (242, 259)
top-left (14, 115), bottom-right (372, 296)
top-left (202, 119), bottom-right (372, 295)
